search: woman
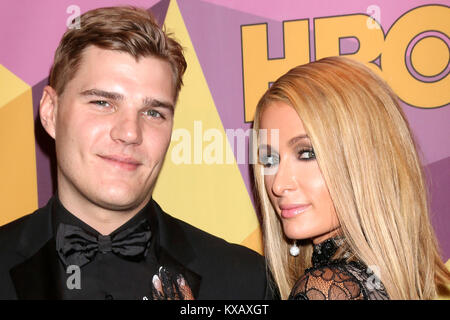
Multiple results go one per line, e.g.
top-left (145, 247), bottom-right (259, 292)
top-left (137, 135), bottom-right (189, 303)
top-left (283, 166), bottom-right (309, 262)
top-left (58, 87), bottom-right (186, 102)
top-left (252, 56), bottom-right (450, 300)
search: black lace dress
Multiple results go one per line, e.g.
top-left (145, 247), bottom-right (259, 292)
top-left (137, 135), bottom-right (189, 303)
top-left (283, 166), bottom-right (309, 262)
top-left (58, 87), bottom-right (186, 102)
top-left (288, 237), bottom-right (390, 300)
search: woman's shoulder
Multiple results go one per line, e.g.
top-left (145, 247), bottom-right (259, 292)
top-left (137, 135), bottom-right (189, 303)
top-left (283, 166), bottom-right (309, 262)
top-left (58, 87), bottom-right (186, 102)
top-left (288, 261), bottom-right (389, 300)
top-left (288, 262), bottom-right (366, 300)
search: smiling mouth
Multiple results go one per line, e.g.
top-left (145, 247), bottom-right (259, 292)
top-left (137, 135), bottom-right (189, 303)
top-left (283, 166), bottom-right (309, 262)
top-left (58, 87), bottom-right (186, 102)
top-left (98, 154), bottom-right (142, 171)
top-left (279, 204), bottom-right (311, 219)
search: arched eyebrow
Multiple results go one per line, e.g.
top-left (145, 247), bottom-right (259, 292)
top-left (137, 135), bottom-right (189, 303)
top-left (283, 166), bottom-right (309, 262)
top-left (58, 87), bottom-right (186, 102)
top-left (288, 134), bottom-right (309, 146)
top-left (259, 135), bottom-right (309, 152)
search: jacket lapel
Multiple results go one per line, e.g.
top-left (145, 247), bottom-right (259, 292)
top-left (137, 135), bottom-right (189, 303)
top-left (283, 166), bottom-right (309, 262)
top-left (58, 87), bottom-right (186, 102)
top-left (9, 197), bottom-right (63, 299)
top-left (150, 199), bottom-right (202, 299)
top-left (10, 238), bottom-right (63, 299)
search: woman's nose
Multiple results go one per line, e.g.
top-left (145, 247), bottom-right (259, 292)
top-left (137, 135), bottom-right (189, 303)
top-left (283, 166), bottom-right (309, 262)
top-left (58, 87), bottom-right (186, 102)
top-left (271, 159), bottom-right (297, 196)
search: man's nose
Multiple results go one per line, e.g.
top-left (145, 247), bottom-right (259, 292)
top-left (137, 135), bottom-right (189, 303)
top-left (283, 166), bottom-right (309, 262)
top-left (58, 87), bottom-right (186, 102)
top-left (110, 110), bottom-right (143, 145)
top-left (271, 160), bottom-right (297, 196)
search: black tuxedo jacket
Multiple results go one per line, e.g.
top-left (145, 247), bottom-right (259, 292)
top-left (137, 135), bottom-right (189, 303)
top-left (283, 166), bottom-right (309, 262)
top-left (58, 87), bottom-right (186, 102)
top-left (0, 197), bottom-right (274, 300)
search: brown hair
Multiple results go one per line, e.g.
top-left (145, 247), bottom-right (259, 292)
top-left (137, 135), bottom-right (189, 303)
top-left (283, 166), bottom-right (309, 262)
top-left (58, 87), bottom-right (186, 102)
top-left (49, 6), bottom-right (186, 101)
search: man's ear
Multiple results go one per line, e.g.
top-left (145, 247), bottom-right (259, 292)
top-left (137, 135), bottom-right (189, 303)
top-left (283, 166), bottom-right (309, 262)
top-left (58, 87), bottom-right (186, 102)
top-left (39, 86), bottom-right (59, 139)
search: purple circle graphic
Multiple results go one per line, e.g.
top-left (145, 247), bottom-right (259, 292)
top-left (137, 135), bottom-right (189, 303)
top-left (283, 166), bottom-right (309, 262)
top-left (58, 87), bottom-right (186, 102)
top-left (405, 31), bottom-right (450, 83)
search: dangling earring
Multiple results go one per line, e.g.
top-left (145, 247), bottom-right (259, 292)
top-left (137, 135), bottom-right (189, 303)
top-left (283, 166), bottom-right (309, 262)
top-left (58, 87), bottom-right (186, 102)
top-left (290, 240), bottom-right (300, 257)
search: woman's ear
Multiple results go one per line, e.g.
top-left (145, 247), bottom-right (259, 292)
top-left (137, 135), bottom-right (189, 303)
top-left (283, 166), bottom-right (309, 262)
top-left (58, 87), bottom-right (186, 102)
top-left (39, 86), bottom-right (58, 139)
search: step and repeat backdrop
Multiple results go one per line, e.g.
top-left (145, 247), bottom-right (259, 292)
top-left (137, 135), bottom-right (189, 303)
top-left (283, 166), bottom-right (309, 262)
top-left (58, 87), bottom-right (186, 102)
top-left (0, 0), bottom-right (449, 265)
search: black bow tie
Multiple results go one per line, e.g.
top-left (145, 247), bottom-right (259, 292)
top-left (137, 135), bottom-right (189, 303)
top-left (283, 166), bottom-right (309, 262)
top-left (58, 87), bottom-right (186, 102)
top-left (56, 219), bottom-right (152, 268)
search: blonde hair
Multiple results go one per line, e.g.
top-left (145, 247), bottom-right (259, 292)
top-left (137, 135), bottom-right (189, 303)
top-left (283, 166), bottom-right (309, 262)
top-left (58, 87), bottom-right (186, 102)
top-left (252, 56), bottom-right (450, 300)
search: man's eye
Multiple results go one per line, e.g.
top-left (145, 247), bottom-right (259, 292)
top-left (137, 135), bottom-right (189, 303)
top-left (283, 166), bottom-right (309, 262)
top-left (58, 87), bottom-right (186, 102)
top-left (144, 109), bottom-right (163, 119)
top-left (298, 148), bottom-right (316, 160)
top-left (91, 100), bottom-right (110, 107)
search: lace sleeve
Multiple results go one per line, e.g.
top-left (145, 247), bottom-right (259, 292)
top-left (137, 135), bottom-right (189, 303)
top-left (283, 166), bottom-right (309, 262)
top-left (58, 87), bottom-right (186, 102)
top-left (288, 265), bottom-right (365, 300)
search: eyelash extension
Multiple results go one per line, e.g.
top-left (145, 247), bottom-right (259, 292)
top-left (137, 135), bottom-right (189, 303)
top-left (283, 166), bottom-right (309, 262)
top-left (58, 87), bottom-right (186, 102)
top-left (298, 147), bottom-right (316, 161)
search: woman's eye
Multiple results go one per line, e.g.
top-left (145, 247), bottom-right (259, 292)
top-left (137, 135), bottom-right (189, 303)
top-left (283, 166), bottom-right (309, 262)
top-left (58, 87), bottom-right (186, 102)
top-left (260, 154), bottom-right (279, 168)
top-left (298, 148), bottom-right (316, 160)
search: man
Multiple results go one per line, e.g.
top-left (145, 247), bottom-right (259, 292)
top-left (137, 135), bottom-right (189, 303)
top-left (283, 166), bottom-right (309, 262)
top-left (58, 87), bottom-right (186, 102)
top-left (0, 6), bottom-right (273, 300)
